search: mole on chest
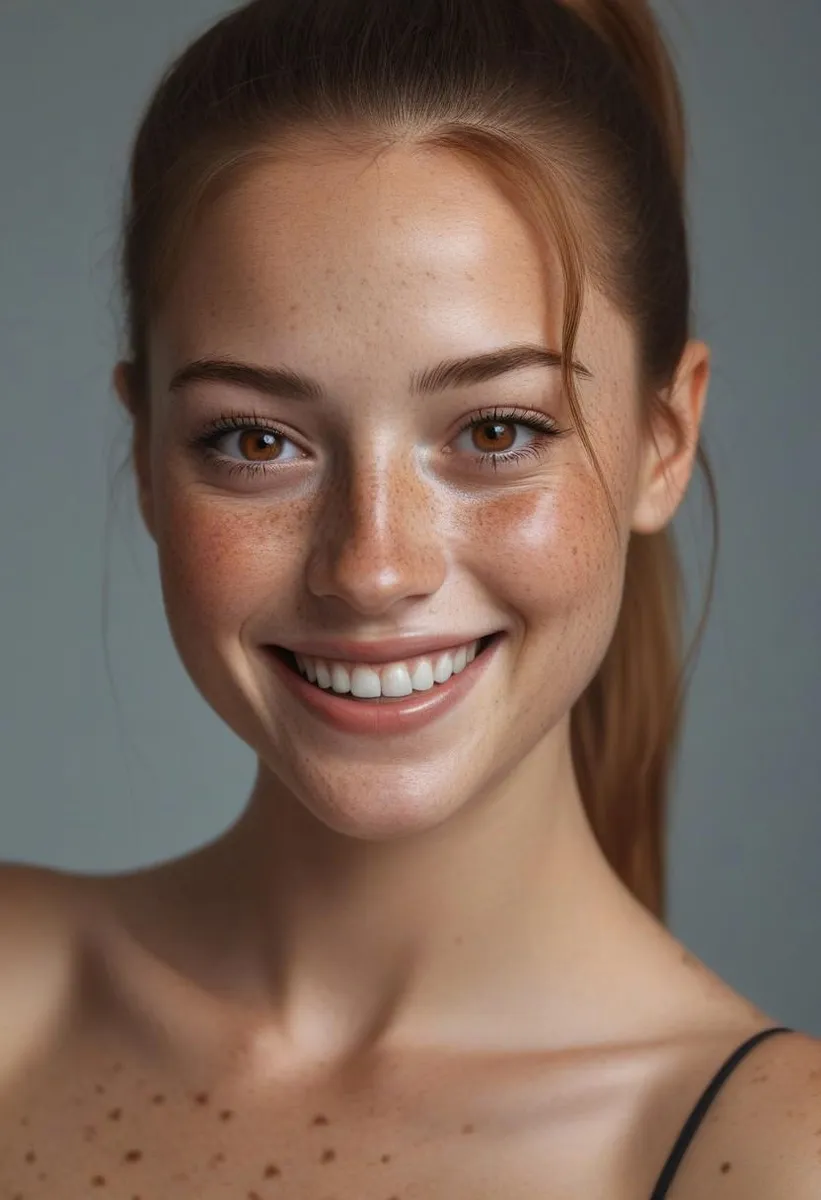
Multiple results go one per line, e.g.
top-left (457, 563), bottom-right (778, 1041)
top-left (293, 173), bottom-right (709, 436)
top-left (2, 1059), bottom-right (484, 1200)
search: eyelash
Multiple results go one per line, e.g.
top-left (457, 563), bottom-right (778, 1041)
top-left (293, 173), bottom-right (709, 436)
top-left (189, 406), bottom-right (563, 479)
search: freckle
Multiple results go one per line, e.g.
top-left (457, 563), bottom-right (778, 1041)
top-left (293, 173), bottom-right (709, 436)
top-left (195, 1091), bottom-right (210, 1105)
top-left (320, 1148), bottom-right (336, 1163)
top-left (720, 1162), bottom-right (732, 1174)
top-left (461, 1123), bottom-right (474, 1134)
top-left (381, 1153), bottom-right (391, 1163)
top-left (152, 1093), bottom-right (166, 1105)
top-left (95, 1084), bottom-right (106, 1095)
top-left (108, 1107), bottom-right (122, 1120)
top-left (20, 1116), bottom-right (29, 1126)
top-left (124, 1149), bottom-right (143, 1163)
top-left (84, 1125), bottom-right (97, 1142)
top-left (264, 1163), bottom-right (281, 1177)
top-left (248, 1192), bottom-right (264, 1199)
top-left (38, 1173), bottom-right (47, 1182)
top-left (220, 1108), bottom-right (235, 1121)
top-left (752, 1073), bottom-right (769, 1083)
top-left (312, 1113), bottom-right (330, 1125)
top-left (91, 1174), bottom-right (107, 1187)
top-left (24, 1150), bottom-right (36, 1163)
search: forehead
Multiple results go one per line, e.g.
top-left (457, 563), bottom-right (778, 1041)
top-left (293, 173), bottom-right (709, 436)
top-left (151, 142), bottom-right (635, 397)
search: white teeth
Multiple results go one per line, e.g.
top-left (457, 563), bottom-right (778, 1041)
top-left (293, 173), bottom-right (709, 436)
top-left (410, 659), bottom-right (435, 691)
top-left (292, 637), bottom-right (486, 698)
top-left (379, 664), bottom-right (414, 698)
top-left (331, 663), bottom-right (351, 694)
top-left (350, 665), bottom-right (382, 699)
top-left (432, 653), bottom-right (453, 684)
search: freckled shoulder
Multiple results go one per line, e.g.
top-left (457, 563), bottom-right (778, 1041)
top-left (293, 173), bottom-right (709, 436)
top-left (749, 1031), bottom-right (821, 1199)
top-left (0, 863), bottom-right (83, 1098)
top-left (674, 1028), bottom-right (821, 1200)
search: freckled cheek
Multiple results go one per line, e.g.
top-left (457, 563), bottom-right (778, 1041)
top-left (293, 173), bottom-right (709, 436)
top-left (461, 483), bottom-right (624, 625)
top-left (154, 490), bottom-right (307, 638)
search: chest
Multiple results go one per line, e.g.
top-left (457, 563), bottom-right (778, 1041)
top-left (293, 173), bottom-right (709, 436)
top-left (0, 1037), bottom-right (659, 1200)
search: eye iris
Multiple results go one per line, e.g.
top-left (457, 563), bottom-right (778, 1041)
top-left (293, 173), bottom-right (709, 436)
top-left (238, 429), bottom-right (281, 461)
top-left (473, 421), bottom-right (514, 454)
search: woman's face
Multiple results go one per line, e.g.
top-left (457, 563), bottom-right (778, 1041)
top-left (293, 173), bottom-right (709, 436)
top-left (118, 141), bottom-right (706, 839)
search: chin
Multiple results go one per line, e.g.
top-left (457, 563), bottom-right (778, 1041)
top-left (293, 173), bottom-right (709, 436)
top-left (254, 751), bottom-right (488, 842)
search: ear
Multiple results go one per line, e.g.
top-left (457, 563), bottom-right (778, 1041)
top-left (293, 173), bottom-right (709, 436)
top-left (113, 361), bottom-right (156, 542)
top-left (630, 339), bottom-right (711, 534)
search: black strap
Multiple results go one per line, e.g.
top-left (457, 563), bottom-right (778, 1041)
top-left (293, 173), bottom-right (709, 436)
top-left (647, 1025), bottom-right (793, 1199)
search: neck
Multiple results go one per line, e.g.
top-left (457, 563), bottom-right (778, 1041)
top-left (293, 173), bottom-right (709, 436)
top-left (99, 723), bottom-right (677, 1083)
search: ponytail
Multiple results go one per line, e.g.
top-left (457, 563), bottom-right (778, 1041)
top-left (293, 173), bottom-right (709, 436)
top-left (561, 0), bottom-right (715, 918)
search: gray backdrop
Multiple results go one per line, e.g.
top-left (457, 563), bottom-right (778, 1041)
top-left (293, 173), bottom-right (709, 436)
top-left (1, 1), bottom-right (819, 1033)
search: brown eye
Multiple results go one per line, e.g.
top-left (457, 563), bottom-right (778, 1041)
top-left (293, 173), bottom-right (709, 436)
top-left (193, 416), bottom-right (305, 474)
top-left (451, 408), bottom-right (562, 470)
top-left (470, 421), bottom-right (516, 454)
top-left (236, 429), bottom-right (283, 461)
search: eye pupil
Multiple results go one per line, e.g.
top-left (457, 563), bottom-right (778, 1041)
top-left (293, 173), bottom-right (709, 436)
top-left (474, 421), bottom-right (514, 452)
top-left (239, 429), bottom-right (281, 461)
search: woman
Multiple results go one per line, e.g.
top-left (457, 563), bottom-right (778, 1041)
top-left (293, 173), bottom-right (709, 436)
top-left (1, 0), bottom-right (819, 1196)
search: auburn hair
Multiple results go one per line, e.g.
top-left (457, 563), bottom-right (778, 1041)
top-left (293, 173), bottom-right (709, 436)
top-left (117, 0), bottom-right (718, 920)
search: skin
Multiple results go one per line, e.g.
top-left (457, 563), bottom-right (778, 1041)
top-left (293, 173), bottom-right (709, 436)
top-left (103, 133), bottom-right (770, 1132)
top-left (2, 138), bottom-right (821, 1198)
top-left (118, 137), bottom-right (719, 1060)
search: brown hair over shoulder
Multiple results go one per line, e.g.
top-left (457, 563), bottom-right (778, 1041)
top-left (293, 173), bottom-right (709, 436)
top-left (116, 0), bottom-right (719, 920)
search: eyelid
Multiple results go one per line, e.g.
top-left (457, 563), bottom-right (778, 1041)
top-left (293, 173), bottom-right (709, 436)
top-left (189, 413), bottom-right (306, 459)
top-left (454, 405), bottom-right (559, 436)
top-left (189, 405), bottom-right (564, 475)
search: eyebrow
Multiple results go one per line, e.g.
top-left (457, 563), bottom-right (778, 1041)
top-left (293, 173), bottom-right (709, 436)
top-left (168, 343), bottom-right (593, 401)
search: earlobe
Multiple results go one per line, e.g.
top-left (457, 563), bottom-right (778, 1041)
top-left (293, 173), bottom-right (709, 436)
top-left (630, 339), bottom-right (710, 535)
top-left (113, 360), bottom-right (156, 542)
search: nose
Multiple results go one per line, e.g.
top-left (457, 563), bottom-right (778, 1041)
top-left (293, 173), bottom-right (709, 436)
top-left (304, 450), bottom-right (447, 617)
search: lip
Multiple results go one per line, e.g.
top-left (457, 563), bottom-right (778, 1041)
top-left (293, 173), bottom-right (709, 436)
top-left (263, 633), bottom-right (505, 737)
top-left (279, 631), bottom-right (500, 666)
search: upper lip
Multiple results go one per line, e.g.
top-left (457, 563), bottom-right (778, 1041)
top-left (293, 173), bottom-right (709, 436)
top-left (270, 631), bottom-right (500, 665)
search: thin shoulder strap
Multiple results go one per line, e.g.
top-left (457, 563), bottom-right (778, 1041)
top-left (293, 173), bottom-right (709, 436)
top-left (647, 1025), bottom-right (794, 1200)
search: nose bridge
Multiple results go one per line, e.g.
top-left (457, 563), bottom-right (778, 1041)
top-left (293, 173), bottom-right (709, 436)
top-left (306, 442), bottom-right (445, 613)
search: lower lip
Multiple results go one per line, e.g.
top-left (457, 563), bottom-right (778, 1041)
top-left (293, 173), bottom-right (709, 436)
top-left (263, 635), bottom-right (504, 737)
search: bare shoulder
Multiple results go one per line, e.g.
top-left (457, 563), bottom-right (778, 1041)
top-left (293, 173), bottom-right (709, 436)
top-left (746, 1029), bottom-right (821, 1198)
top-left (678, 1026), bottom-right (821, 1199)
top-left (0, 863), bottom-right (89, 1096)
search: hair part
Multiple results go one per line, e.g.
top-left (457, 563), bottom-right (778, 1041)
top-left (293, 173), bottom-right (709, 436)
top-left (117, 0), bottom-right (719, 919)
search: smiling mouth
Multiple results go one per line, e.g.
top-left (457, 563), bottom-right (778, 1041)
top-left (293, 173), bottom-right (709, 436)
top-left (268, 633), bottom-right (500, 703)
